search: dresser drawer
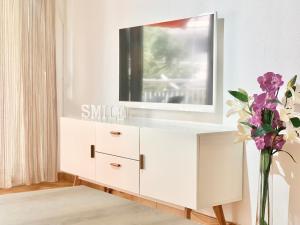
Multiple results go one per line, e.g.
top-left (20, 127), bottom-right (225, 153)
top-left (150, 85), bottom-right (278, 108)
top-left (95, 153), bottom-right (139, 194)
top-left (95, 123), bottom-right (139, 160)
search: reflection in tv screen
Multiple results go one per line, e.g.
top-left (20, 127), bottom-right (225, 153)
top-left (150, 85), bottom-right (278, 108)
top-left (119, 14), bottom-right (215, 106)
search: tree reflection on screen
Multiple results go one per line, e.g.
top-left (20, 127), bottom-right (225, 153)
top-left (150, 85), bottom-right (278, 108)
top-left (119, 14), bottom-right (214, 105)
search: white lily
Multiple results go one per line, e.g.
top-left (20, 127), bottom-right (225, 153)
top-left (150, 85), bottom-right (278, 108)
top-left (279, 93), bottom-right (300, 121)
top-left (279, 87), bottom-right (300, 143)
top-left (226, 99), bottom-right (251, 121)
top-left (296, 85), bottom-right (300, 104)
top-left (235, 124), bottom-right (252, 143)
top-left (226, 99), bottom-right (242, 117)
top-left (285, 85), bottom-right (300, 104)
top-left (280, 123), bottom-right (300, 144)
top-left (279, 107), bottom-right (293, 123)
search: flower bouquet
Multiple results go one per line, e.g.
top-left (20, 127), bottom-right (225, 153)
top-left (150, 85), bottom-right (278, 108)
top-left (227, 72), bottom-right (300, 225)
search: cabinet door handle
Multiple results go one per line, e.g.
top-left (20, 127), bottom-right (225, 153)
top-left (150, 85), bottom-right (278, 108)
top-left (91, 145), bottom-right (95, 158)
top-left (110, 131), bottom-right (122, 136)
top-left (139, 154), bottom-right (145, 170)
top-left (110, 163), bottom-right (121, 168)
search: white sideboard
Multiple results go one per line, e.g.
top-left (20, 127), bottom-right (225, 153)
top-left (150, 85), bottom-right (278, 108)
top-left (60, 117), bottom-right (243, 211)
top-left (60, 119), bottom-right (95, 181)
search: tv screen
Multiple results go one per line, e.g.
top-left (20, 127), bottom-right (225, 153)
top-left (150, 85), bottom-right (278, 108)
top-left (119, 13), bottom-right (216, 111)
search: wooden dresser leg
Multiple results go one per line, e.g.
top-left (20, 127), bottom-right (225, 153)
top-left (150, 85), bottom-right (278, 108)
top-left (213, 205), bottom-right (226, 225)
top-left (107, 188), bottom-right (113, 194)
top-left (104, 187), bottom-right (111, 193)
top-left (184, 208), bottom-right (192, 219)
top-left (73, 175), bottom-right (79, 186)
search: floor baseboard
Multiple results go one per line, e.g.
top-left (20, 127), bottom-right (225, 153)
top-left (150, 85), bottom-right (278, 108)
top-left (0, 181), bottom-right (73, 195)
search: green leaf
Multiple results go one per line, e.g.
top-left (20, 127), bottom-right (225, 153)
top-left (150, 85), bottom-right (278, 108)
top-left (288, 75), bottom-right (297, 88)
top-left (290, 117), bottom-right (300, 128)
top-left (285, 79), bottom-right (297, 98)
top-left (254, 124), bottom-right (274, 137)
top-left (285, 86), bottom-right (296, 98)
top-left (238, 88), bottom-right (248, 96)
top-left (262, 110), bottom-right (274, 125)
top-left (240, 121), bottom-right (256, 129)
top-left (249, 104), bottom-right (253, 112)
top-left (285, 90), bottom-right (292, 98)
top-left (228, 90), bottom-right (249, 102)
top-left (277, 126), bottom-right (286, 133)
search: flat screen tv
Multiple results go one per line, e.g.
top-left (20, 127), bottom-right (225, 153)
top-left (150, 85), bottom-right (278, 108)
top-left (119, 12), bottom-right (217, 112)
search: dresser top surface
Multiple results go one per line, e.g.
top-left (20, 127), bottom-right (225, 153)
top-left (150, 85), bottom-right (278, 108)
top-left (61, 117), bottom-right (236, 134)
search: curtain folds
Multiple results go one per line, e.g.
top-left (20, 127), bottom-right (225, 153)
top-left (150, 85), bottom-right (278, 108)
top-left (0, 0), bottom-right (58, 188)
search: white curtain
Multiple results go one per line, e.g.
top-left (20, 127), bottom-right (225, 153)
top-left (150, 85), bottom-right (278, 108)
top-left (0, 0), bottom-right (58, 188)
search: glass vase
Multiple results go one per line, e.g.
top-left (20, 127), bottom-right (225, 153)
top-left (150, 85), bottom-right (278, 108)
top-left (256, 149), bottom-right (272, 225)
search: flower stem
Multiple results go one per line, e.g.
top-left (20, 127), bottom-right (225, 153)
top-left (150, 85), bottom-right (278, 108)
top-left (259, 150), bottom-right (272, 225)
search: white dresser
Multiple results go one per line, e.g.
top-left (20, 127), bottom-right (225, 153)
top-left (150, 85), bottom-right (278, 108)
top-left (60, 117), bottom-right (243, 211)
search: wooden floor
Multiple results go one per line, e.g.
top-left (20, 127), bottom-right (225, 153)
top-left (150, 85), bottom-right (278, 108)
top-left (0, 174), bottom-right (235, 225)
top-left (0, 181), bottom-right (73, 196)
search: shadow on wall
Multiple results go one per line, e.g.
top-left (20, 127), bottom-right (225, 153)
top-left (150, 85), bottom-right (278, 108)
top-left (230, 142), bottom-right (259, 225)
top-left (273, 143), bottom-right (300, 225)
top-left (230, 142), bottom-right (300, 225)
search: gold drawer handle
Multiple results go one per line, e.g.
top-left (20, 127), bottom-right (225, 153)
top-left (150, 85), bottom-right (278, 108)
top-left (110, 131), bottom-right (122, 136)
top-left (110, 163), bottom-right (121, 168)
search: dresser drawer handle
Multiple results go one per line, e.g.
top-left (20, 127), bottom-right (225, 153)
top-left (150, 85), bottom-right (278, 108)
top-left (110, 163), bottom-right (121, 168)
top-left (110, 131), bottom-right (122, 136)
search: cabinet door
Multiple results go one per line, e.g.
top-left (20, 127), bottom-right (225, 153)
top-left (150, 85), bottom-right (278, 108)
top-left (140, 128), bottom-right (198, 209)
top-left (60, 118), bottom-right (95, 180)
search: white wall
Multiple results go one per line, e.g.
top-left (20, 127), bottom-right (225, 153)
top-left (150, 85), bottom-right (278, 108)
top-left (57, 0), bottom-right (300, 224)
